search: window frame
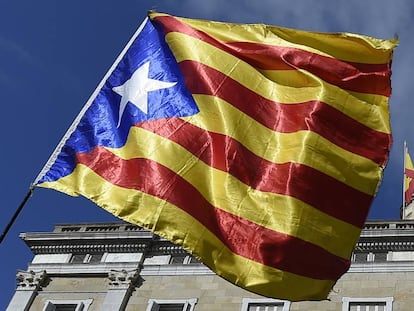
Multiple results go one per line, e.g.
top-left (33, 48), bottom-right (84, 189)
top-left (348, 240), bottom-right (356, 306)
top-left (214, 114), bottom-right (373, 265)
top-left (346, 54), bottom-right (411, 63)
top-left (342, 297), bottom-right (393, 311)
top-left (42, 299), bottom-right (93, 311)
top-left (146, 298), bottom-right (198, 311)
top-left (241, 298), bottom-right (291, 311)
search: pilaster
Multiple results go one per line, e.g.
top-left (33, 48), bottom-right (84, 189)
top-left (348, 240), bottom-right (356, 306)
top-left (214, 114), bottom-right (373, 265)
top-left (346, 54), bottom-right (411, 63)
top-left (6, 270), bottom-right (48, 311)
top-left (101, 268), bottom-right (141, 311)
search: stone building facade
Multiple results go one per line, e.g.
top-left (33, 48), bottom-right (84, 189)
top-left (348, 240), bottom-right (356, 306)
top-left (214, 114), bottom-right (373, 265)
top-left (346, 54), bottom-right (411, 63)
top-left (6, 220), bottom-right (414, 310)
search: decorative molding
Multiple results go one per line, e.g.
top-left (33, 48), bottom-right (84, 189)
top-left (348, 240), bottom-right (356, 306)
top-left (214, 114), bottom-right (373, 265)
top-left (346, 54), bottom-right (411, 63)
top-left (363, 221), bottom-right (414, 230)
top-left (29, 243), bottom-right (149, 254)
top-left (349, 261), bottom-right (414, 273)
top-left (108, 269), bottom-right (141, 289)
top-left (151, 243), bottom-right (187, 255)
top-left (16, 270), bottom-right (48, 290)
top-left (54, 223), bottom-right (145, 233)
top-left (18, 220), bottom-right (414, 278)
top-left (355, 240), bottom-right (414, 252)
top-left (27, 262), bottom-right (141, 275)
top-left (141, 264), bottom-right (212, 276)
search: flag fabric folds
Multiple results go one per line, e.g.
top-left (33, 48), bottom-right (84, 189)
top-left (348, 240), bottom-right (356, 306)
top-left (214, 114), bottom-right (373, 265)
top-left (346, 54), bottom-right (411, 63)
top-left (34, 13), bottom-right (397, 301)
top-left (404, 143), bottom-right (414, 206)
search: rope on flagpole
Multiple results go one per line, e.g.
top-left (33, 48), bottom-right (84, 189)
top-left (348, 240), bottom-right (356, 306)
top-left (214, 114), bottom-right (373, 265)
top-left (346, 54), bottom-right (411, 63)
top-left (0, 187), bottom-right (35, 244)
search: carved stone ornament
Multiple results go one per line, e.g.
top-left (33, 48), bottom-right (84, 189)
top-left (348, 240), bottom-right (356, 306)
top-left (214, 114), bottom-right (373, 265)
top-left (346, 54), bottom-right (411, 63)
top-left (16, 270), bottom-right (48, 289)
top-left (108, 269), bottom-right (141, 289)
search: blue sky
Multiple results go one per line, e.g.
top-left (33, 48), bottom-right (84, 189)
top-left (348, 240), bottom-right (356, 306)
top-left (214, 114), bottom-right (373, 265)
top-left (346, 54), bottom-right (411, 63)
top-left (1, 0), bottom-right (413, 307)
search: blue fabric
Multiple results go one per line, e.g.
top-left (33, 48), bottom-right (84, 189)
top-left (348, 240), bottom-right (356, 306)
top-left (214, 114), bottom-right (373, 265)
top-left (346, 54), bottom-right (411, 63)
top-left (39, 19), bottom-right (199, 183)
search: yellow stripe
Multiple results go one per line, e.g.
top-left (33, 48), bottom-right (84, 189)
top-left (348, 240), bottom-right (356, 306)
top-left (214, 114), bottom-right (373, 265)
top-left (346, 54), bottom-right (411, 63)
top-left (150, 13), bottom-right (397, 64)
top-left (405, 176), bottom-right (411, 193)
top-left (164, 32), bottom-right (391, 134)
top-left (40, 165), bottom-right (336, 300)
top-left (405, 149), bottom-right (414, 192)
top-left (100, 126), bottom-right (360, 259)
top-left (260, 69), bottom-right (392, 135)
top-left (186, 94), bottom-right (381, 195)
top-left (406, 149), bottom-right (414, 170)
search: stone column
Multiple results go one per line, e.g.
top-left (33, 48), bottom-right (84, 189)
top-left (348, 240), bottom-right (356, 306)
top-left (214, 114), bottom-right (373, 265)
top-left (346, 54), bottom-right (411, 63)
top-left (101, 269), bottom-right (141, 311)
top-left (6, 270), bottom-right (48, 311)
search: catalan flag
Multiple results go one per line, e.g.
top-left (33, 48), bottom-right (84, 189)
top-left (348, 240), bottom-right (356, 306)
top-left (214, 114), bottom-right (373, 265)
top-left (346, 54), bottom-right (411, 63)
top-left (34, 13), bottom-right (397, 301)
top-left (404, 142), bottom-right (414, 206)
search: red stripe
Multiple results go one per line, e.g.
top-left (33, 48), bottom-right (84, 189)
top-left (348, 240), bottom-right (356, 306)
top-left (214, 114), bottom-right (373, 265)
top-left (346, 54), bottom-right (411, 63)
top-left (405, 185), bottom-right (414, 204)
top-left (179, 61), bottom-right (391, 165)
top-left (153, 15), bottom-right (392, 96)
top-left (405, 168), bottom-right (414, 179)
top-left (138, 118), bottom-right (373, 228)
top-left (76, 147), bottom-right (350, 280)
top-left (229, 42), bottom-right (391, 97)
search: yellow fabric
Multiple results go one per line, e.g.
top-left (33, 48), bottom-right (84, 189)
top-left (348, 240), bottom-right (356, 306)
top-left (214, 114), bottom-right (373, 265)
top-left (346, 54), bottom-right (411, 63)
top-left (38, 13), bottom-right (396, 301)
top-left (166, 32), bottom-right (391, 134)
top-left (405, 146), bottom-right (414, 194)
top-left (185, 95), bottom-right (382, 195)
top-left (152, 12), bottom-right (397, 64)
top-left (109, 127), bottom-right (361, 258)
top-left (40, 164), bottom-right (336, 301)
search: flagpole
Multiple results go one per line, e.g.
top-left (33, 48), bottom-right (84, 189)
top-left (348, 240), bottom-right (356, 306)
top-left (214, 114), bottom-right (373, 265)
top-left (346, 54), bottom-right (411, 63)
top-left (1, 18), bottom-right (151, 247)
top-left (0, 187), bottom-right (34, 244)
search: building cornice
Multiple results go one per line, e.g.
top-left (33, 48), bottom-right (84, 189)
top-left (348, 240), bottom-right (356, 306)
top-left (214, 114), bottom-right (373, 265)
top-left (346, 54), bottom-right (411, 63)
top-left (26, 262), bottom-right (211, 276)
top-left (27, 242), bottom-right (150, 254)
top-left (20, 220), bottom-right (414, 258)
top-left (349, 261), bottom-right (414, 273)
top-left (355, 240), bottom-right (414, 252)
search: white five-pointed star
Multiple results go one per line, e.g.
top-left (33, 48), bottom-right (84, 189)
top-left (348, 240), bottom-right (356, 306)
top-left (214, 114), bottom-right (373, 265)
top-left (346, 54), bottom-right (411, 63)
top-left (112, 61), bottom-right (177, 127)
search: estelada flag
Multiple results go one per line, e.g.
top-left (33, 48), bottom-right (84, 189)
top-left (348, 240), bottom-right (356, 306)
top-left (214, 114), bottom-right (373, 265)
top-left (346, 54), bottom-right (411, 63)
top-left (34, 13), bottom-right (397, 301)
top-left (404, 143), bottom-right (414, 206)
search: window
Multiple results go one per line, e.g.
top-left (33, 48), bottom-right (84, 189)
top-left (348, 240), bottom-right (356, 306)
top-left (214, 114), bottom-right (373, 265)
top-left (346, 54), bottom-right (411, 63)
top-left (70, 254), bottom-right (86, 263)
top-left (170, 255), bottom-right (187, 264)
top-left (146, 299), bottom-right (198, 311)
top-left (70, 253), bottom-right (103, 264)
top-left (43, 299), bottom-right (93, 311)
top-left (342, 297), bottom-right (393, 311)
top-left (169, 255), bottom-right (202, 265)
top-left (352, 252), bottom-right (368, 263)
top-left (87, 253), bottom-right (103, 263)
top-left (54, 305), bottom-right (78, 311)
top-left (373, 252), bottom-right (388, 262)
top-left (241, 298), bottom-right (291, 311)
top-left (188, 256), bottom-right (201, 264)
top-left (157, 304), bottom-right (186, 311)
